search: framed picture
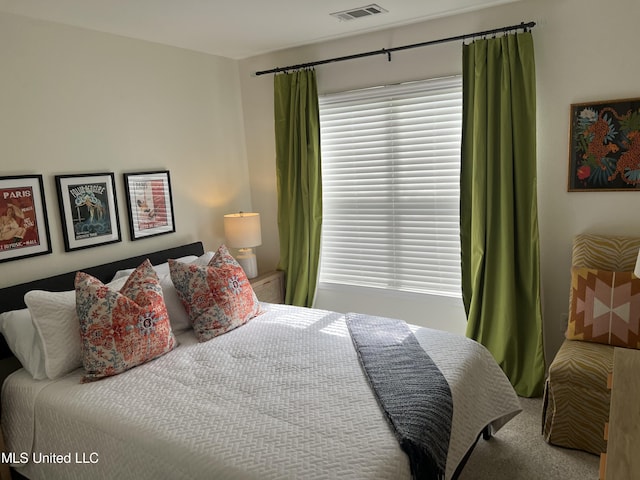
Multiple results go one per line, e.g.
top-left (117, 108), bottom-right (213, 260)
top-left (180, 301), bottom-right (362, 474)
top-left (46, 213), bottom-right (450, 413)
top-left (0, 175), bottom-right (52, 263)
top-left (55, 173), bottom-right (121, 251)
top-left (123, 170), bottom-right (175, 240)
top-left (568, 97), bottom-right (640, 191)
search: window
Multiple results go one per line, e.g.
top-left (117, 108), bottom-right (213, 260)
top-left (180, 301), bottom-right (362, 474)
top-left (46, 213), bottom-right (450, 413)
top-left (318, 76), bottom-right (462, 297)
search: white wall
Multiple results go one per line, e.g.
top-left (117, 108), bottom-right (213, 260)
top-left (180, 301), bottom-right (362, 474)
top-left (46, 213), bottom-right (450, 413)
top-left (239, 0), bottom-right (640, 364)
top-left (0, 13), bottom-right (253, 287)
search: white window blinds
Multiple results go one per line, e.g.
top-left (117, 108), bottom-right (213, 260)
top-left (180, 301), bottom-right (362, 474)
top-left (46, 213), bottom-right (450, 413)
top-left (318, 76), bottom-right (462, 297)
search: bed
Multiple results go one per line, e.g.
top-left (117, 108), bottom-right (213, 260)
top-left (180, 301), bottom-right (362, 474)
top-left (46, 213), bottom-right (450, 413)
top-left (0, 241), bottom-right (521, 480)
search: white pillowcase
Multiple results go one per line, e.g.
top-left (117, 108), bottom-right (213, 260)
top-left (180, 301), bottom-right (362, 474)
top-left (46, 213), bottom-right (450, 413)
top-left (111, 252), bottom-right (215, 334)
top-left (24, 276), bottom-right (128, 380)
top-left (0, 308), bottom-right (47, 379)
top-left (110, 255), bottom-right (200, 281)
top-left (192, 251), bottom-right (215, 266)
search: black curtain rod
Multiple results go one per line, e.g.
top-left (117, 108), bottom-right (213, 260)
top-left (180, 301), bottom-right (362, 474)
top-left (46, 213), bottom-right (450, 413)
top-left (254, 21), bottom-right (535, 76)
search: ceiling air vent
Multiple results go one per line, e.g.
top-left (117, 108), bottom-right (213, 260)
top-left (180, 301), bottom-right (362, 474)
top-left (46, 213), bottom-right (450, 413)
top-left (330, 4), bottom-right (388, 21)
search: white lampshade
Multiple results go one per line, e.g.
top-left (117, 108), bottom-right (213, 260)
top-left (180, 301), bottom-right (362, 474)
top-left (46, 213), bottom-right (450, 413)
top-left (223, 212), bottom-right (262, 248)
top-left (635, 248), bottom-right (640, 278)
top-left (223, 212), bottom-right (262, 278)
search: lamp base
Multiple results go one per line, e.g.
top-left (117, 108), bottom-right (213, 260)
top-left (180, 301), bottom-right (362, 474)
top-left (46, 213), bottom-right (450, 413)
top-left (236, 248), bottom-right (258, 279)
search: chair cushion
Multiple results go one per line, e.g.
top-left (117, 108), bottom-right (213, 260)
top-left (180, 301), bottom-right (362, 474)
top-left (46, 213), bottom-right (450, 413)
top-left (548, 338), bottom-right (614, 390)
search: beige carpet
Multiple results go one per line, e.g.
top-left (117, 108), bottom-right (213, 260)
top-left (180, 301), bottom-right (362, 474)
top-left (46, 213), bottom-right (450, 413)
top-left (458, 397), bottom-right (599, 479)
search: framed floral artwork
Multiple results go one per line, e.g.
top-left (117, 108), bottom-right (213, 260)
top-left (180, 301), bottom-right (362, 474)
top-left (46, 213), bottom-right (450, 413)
top-left (55, 173), bottom-right (122, 251)
top-left (568, 97), bottom-right (640, 191)
top-left (123, 170), bottom-right (175, 240)
top-left (0, 175), bottom-right (52, 263)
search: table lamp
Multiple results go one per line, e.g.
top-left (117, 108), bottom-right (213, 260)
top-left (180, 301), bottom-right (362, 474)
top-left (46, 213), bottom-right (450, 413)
top-left (223, 212), bottom-right (262, 278)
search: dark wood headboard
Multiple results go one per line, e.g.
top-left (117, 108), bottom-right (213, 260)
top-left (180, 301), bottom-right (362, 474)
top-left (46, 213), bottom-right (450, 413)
top-left (0, 241), bottom-right (205, 360)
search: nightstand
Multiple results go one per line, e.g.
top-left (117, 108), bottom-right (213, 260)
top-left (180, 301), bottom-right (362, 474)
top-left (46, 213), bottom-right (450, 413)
top-left (250, 270), bottom-right (285, 304)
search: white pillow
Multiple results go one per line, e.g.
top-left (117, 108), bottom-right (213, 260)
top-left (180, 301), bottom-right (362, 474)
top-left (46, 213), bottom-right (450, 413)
top-left (158, 274), bottom-right (191, 334)
top-left (0, 308), bottom-right (47, 379)
top-left (193, 251), bottom-right (215, 266)
top-left (24, 276), bottom-right (128, 380)
top-left (111, 255), bottom-right (199, 282)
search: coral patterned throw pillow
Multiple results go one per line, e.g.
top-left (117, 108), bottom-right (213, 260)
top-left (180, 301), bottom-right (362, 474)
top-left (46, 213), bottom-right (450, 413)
top-left (75, 259), bottom-right (176, 382)
top-left (169, 244), bottom-right (263, 342)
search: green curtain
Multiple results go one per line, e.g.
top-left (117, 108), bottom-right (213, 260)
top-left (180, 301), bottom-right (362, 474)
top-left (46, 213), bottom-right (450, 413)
top-left (273, 69), bottom-right (322, 307)
top-left (460, 32), bottom-right (545, 397)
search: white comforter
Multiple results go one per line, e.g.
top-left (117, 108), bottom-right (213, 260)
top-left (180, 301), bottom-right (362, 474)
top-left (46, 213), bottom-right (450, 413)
top-left (2, 304), bottom-right (521, 480)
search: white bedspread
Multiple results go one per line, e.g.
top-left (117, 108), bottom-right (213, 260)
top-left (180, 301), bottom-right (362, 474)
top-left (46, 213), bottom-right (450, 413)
top-left (1, 304), bottom-right (520, 480)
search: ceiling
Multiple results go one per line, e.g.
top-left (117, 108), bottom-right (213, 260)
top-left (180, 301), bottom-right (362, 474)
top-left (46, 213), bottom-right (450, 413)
top-left (0, 0), bottom-right (521, 59)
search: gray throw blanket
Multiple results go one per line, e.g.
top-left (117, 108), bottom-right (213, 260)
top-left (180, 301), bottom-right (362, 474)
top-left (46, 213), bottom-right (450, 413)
top-left (346, 313), bottom-right (453, 480)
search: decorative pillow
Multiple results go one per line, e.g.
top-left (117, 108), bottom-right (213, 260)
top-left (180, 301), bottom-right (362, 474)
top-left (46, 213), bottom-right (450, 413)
top-left (24, 276), bottom-right (129, 380)
top-left (169, 245), bottom-right (262, 342)
top-left (567, 267), bottom-right (640, 348)
top-left (75, 260), bottom-right (176, 382)
top-left (0, 308), bottom-right (47, 379)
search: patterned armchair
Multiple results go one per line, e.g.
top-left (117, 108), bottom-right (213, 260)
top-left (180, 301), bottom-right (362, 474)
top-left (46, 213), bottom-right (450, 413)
top-left (542, 233), bottom-right (640, 455)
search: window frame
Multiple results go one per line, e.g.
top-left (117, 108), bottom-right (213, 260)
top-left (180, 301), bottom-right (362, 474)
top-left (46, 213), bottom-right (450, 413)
top-left (317, 75), bottom-right (463, 298)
